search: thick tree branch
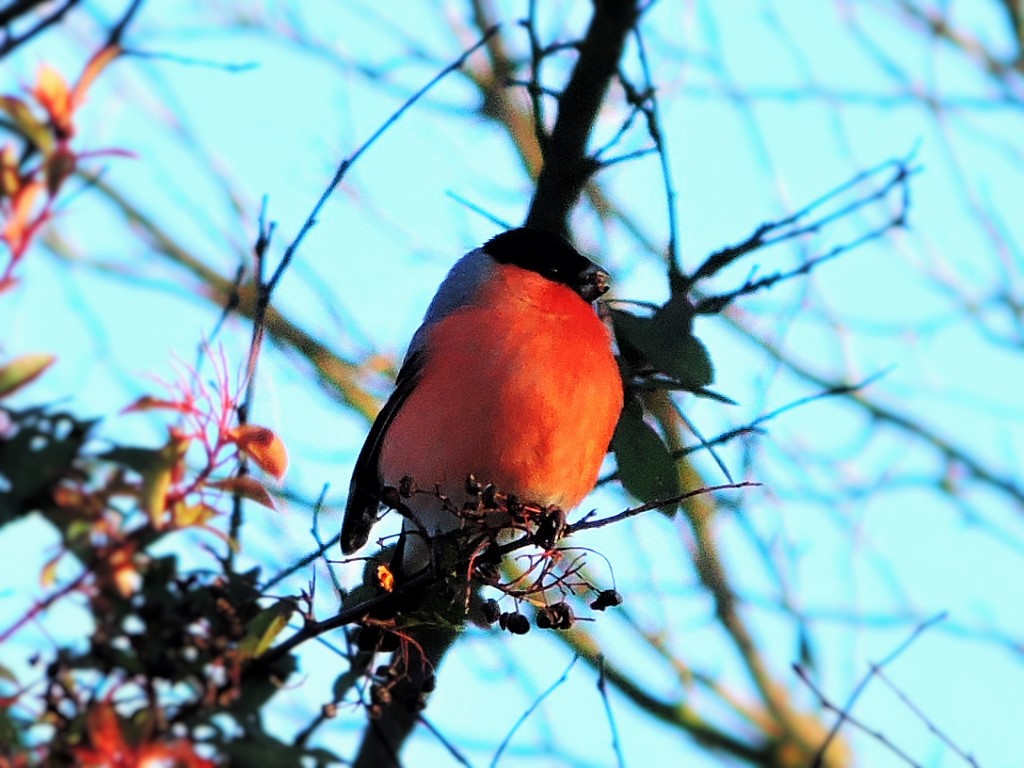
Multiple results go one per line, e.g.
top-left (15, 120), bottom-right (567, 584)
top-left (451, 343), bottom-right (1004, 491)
top-left (525, 0), bottom-right (639, 234)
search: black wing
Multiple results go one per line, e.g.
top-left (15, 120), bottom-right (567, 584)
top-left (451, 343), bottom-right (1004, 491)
top-left (340, 351), bottom-right (424, 554)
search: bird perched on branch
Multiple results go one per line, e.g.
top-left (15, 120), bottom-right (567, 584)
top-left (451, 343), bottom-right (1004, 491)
top-left (339, 227), bottom-right (623, 768)
top-left (342, 227), bottom-right (624, 572)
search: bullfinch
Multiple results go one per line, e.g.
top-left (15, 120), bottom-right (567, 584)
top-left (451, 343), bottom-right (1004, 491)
top-left (341, 228), bottom-right (624, 571)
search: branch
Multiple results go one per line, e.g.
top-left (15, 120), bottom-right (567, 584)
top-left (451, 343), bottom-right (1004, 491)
top-left (525, 0), bottom-right (640, 233)
top-left (797, 612), bottom-right (948, 767)
top-left (724, 313), bottom-right (1024, 507)
top-left (0, 0), bottom-right (78, 57)
top-left (596, 657), bottom-right (626, 768)
top-left (687, 151), bottom-right (916, 300)
top-left (264, 24), bottom-right (499, 295)
top-left (566, 481), bottom-right (759, 534)
top-left (490, 656), bottom-right (579, 767)
top-left (558, 626), bottom-right (769, 761)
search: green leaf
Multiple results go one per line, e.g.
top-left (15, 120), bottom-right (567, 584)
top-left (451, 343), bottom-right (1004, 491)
top-left (98, 446), bottom-right (163, 473)
top-left (239, 602), bottom-right (294, 660)
top-left (139, 436), bottom-right (190, 527)
top-left (608, 307), bottom-right (652, 368)
top-left (0, 353), bottom-right (55, 397)
top-left (227, 653), bottom-right (296, 722)
top-left (649, 296), bottom-right (714, 389)
top-left (332, 666), bottom-right (365, 702)
top-left (610, 296), bottom-right (714, 392)
top-left (0, 703), bottom-right (23, 752)
top-left (0, 96), bottom-right (54, 155)
top-left (611, 398), bottom-right (681, 514)
top-left (0, 407), bottom-right (93, 524)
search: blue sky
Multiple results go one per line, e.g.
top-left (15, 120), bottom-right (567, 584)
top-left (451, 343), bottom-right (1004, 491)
top-left (3, 1), bottom-right (1024, 766)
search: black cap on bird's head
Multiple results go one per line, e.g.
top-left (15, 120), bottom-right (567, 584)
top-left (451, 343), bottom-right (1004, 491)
top-left (483, 228), bottom-right (611, 303)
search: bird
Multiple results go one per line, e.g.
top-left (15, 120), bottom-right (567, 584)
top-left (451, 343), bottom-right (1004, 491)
top-left (341, 227), bottom-right (624, 573)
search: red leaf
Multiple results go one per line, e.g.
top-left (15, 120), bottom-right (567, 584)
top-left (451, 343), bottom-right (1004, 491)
top-left (84, 703), bottom-right (127, 758)
top-left (121, 394), bottom-right (196, 415)
top-left (2, 180), bottom-right (45, 257)
top-left (44, 146), bottom-right (76, 197)
top-left (208, 475), bottom-right (277, 510)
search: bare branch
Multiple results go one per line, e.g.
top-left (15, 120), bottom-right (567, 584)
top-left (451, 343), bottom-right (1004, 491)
top-left (796, 612), bottom-right (947, 766)
top-left (265, 24), bottom-right (500, 295)
top-left (525, 0), bottom-right (640, 233)
top-left (490, 656), bottom-right (579, 767)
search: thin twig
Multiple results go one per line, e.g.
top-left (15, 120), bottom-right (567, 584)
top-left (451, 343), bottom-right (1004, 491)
top-left (445, 190), bottom-right (513, 228)
top-left (228, 198), bottom-right (274, 563)
top-left (597, 656), bottom-right (626, 768)
top-left (419, 715), bottom-right (474, 768)
top-left (263, 531), bottom-right (342, 591)
top-left (566, 481), bottom-right (759, 534)
top-left (632, 24), bottom-right (682, 285)
top-left (106, 0), bottom-right (144, 47)
top-left (873, 668), bottom-right (980, 767)
top-left (309, 484), bottom-right (343, 596)
top-left (490, 655), bottom-right (579, 768)
top-left (121, 48), bottom-right (258, 72)
top-left (0, 0), bottom-right (78, 57)
top-left (264, 25), bottom-right (500, 296)
top-left (673, 370), bottom-right (892, 459)
top-left (796, 611), bottom-right (948, 767)
top-left (793, 665), bottom-right (923, 767)
top-left (687, 150), bottom-right (917, 290)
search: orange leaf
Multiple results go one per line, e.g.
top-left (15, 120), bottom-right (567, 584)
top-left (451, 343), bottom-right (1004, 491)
top-left (0, 144), bottom-right (20, 198)
top-left (228, 424), bottom-right (288, 481)
top-left (208, 475), bottom-right (277, 510)
top-left (40, 550), bottom-right (64, 588)
top-left (33, 64), bottom-right (72, 136)
top-left (377, 564), bottom-right (395, 593)
top-left (2, 180), bottom-right (44, 254)
top-left (0, 353), bottom-right (55, 397)
top-left (72, 46), bottom-right (121, 109)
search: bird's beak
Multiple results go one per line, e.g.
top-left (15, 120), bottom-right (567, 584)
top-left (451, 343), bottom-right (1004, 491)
top-left (576, 263), bottom-right (611, 303)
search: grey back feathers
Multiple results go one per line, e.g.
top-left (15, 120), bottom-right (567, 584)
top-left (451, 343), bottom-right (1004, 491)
top-left (411, 248), bottom-right (492, 351)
